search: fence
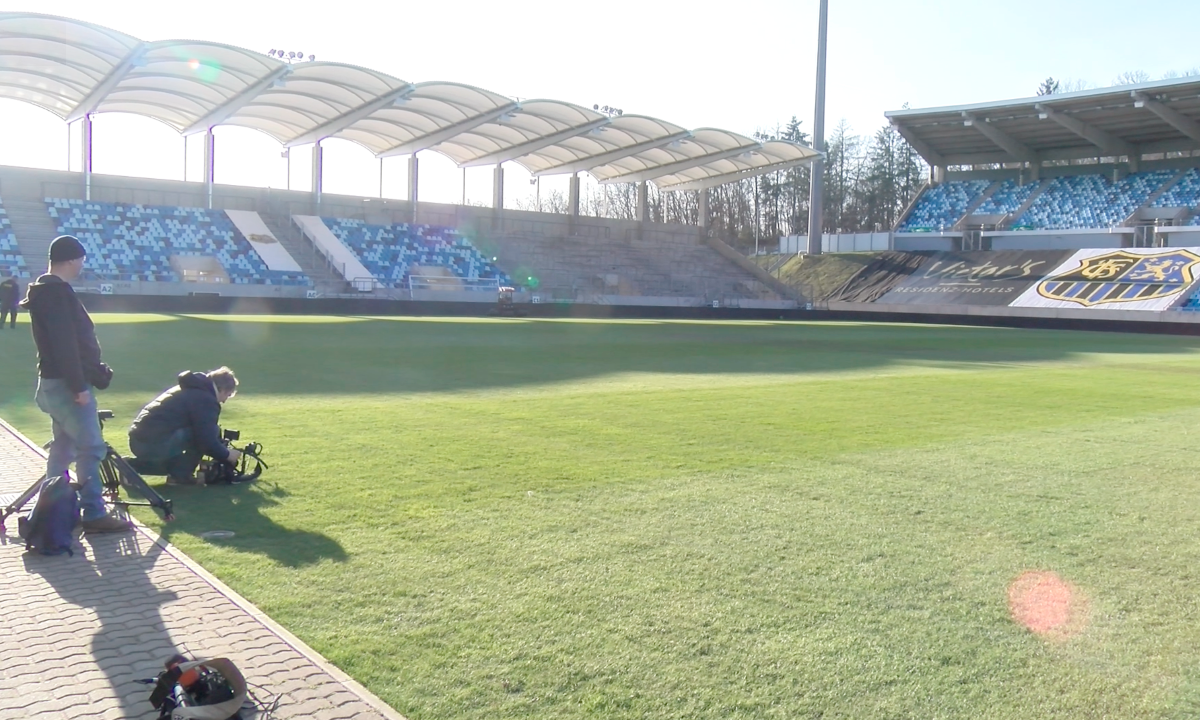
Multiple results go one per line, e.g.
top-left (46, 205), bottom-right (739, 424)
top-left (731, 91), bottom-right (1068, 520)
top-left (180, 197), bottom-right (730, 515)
top-left (779, 233), bottom-right (892, 253)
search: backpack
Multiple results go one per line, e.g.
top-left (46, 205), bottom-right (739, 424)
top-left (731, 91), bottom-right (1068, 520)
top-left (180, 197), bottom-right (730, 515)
top-left (17, 475), bottom-right (79, 556)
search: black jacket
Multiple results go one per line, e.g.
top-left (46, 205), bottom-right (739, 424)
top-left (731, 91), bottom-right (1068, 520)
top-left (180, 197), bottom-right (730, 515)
top-left (0, 278), bottom-right (18, 308)
top-left (128, 371), bottom-right (230, 461)
top-left (19, 274), bottom-right (110, 393)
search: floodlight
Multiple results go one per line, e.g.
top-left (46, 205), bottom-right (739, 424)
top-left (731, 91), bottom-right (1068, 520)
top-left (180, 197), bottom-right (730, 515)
top-left (268, 49), bottom-right (276, 56)
top-left (617, 109), bottom-right (623, 115)
top-left (308, 55), bottom-right (316, 61)
top-left (288, 52), bottom-right (296, 59)
top-left (297, 51), bottom-right (303, 57)
top-left (593, 104), bottom-right (599, 110)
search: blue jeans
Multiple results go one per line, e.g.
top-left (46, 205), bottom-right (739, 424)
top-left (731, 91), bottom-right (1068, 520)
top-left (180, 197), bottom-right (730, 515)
top-left (35, 378), bottom-right (107, 521)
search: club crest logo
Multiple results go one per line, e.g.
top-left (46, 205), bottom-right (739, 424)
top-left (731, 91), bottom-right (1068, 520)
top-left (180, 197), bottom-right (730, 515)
top-left (1035, 249), bottom-right (1200, 307)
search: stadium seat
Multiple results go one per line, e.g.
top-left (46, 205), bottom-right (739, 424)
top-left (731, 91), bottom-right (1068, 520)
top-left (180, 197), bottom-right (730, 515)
top-left (1012, 171), bottom-right (1174, 230)
top-left (321, 218), bottom-right (511, 289)
top-left (0, 199), bottom-right (30, 279)
top-left (972, 179), bottom-right (1041, 217)
top-left (1151, 169), bottom-right (1200, 226)
top-left (46, 199), bottom-right (309, 285)
top-left (898, 180), bottom-right (991, 232)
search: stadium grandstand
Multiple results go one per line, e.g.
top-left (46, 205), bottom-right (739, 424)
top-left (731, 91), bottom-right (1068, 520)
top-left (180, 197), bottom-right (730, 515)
top-left (0, 12), bottom-right (818, 307)
top-left (886, 77), bottom-right (1200, 249)
top-left (786, 79), bottom-right (1200, 319)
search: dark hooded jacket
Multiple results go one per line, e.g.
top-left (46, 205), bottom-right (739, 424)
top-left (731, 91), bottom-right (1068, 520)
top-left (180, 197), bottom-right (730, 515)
top-left (128, 371), bottom-right (230, 461)
top-left (19, 274), bottom-right (110, 394)
top-left (0, 277), bottom-right (18, 308)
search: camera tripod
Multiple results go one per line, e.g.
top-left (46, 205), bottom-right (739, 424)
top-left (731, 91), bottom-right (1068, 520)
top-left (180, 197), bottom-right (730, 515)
top-left (0, 410), bottom-right (175, 532)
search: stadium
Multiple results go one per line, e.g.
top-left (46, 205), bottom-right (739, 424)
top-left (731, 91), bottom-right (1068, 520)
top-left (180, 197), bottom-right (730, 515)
top-left (2, 9), bottom-right (1200, 720)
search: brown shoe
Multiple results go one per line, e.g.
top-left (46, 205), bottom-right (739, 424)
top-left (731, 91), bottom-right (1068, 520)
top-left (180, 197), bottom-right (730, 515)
top-left (81, 513), bottom-right (133, 534)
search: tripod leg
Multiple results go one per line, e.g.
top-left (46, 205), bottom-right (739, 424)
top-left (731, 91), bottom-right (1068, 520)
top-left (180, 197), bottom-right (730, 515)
top-left (0, 473), bottom-right (48, 532)
top-left (107, 447), bottom-right (175, 522)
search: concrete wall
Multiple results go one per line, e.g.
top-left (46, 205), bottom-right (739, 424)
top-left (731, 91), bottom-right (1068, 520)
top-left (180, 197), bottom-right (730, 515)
top-left (894, 236), bottom-right (956, 252)
top-left (989, 232), bottom-right (1127, 250)
top-left (779, 233), bottom-right (891, 253)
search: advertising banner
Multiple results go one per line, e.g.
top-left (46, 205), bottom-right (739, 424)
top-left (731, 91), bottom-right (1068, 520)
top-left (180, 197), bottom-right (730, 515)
top-left (1009, 247), bottom-right (1200, 311)
top-left (876, 251), bottom-right (1070, 305)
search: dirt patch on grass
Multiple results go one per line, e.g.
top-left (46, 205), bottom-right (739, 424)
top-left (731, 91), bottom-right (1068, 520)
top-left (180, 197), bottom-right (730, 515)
top-left (1008, 570), bottom-right (1089, 640)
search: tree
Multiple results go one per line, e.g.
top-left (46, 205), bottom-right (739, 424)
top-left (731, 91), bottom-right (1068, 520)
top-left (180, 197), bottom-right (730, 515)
top-left (1113, 70), bottom-right (1151, 85)
top-left (1037, 77), bottom-right (1061, 96)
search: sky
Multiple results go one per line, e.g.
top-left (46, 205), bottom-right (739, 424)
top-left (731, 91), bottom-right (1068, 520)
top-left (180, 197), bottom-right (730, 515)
top-left (2, 0), bottom-right (1199, 207)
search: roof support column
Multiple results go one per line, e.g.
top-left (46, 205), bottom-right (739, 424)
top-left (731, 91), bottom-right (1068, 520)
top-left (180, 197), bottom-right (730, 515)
top-left (637, 181), bottom-right (649, 222)
top-left (569, 174), bottom-right (580, 217)
top-left (407, 154), bottom-right (419, 223)
top-left (82, 114), bottom-right (93, 201)
top-left (806, 0), bottom-right (830, 256)
top-left (203, 129), bottom-right (215, 210)
top-left (699, 188), bottom-right (710, 231)
top-left (568, 173), bottom-right (580, 236)
top-left (312, 140), bottom-right (323, 212)
top-left (492, 164), bottom-right (505, 234)
top-left (493, 165), bottom-right (504, 210)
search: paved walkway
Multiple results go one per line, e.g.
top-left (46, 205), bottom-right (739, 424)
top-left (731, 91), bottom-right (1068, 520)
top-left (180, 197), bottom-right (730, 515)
top-left (0, 417), bottom-right (406, 720)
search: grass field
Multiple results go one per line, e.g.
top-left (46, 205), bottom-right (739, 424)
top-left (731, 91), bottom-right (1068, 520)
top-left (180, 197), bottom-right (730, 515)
top-left (4, 315), bottom-right (1200, 719)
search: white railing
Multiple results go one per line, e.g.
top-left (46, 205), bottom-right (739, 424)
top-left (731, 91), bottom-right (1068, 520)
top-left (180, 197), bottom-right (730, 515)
top-left (406, 275), bottom-right (500, 293)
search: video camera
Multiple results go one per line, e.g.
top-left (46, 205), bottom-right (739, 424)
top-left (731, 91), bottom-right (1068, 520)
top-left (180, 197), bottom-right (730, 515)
top-left (199, 428), bottom-right (267, 486)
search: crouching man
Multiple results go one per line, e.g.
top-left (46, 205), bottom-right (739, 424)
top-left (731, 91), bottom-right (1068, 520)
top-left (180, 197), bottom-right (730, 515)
top-left (128, 368), bottom-right (242, 486)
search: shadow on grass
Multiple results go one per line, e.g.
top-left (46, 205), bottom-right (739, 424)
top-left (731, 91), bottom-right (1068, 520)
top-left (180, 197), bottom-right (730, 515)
top-left (156, 481), bottom-right (347, 568)
top-left (4, 314), bottom-right (1197, 401)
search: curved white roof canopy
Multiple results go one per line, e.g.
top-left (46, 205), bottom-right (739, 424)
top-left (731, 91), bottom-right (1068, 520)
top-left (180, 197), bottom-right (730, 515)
top-left (0, 12), bottom-right (819, 190)
top-left (521, 115), bottom-right (689, 176)
top-left (432, 100), bottom-right (608, 167)
top-left (591, 128), bottom-right (760, 184)
top-left (655, 140), bottom-right (821, 192)
top-left (0, 13), bottom-right (140, 117)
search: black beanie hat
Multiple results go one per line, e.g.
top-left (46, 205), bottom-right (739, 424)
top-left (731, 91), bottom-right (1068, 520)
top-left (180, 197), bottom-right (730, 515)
top-left (49, 235), bottom-right (86, 263)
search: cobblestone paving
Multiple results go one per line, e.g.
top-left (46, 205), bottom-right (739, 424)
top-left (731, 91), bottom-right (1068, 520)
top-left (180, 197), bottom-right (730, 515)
top-left (0, 418), bottom-right (405, 720)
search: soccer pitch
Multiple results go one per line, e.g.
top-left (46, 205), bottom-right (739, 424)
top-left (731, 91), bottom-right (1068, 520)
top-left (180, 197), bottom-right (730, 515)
top-left (4, 314), bottom-right (1200, 719)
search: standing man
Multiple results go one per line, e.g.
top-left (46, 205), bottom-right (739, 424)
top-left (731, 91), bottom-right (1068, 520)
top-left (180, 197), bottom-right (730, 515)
top-left (0, 274), bottom-right (18, 328)
top-left (20, 236), bottom-right (129, 533)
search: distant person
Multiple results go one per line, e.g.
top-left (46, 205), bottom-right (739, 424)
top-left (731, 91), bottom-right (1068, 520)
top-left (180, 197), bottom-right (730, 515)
top-left (0, 275), bottom-right (18, 328)
top-left (20, 235), bottom-right (127, 533)
top-left (127, 368), bottom-right (242, 486)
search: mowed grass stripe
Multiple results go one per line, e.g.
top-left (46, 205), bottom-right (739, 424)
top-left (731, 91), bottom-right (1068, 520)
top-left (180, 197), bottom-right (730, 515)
top-left (2, 316), bottom-right (1200, 718)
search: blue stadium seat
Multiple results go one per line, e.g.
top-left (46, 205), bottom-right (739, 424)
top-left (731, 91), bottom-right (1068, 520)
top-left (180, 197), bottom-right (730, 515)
top-left (1012, 171), bottom-right (1174, 230)
top-left (322, 218), bottom-right (511, 289)
top-left (972, 179), bottom-right (1041, 217)
top-left (1151, 169), bottom-right (1200, 225)
top-left (46, 200), bottom-right (309, 285)
top-left (898, 180), bottom-right (991, 231)
top-left (0, 199), bottom-right (30, 279)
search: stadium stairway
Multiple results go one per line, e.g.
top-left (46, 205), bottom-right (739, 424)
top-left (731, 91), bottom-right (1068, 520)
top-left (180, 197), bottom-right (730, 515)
top-left (1142, 169), bottom-right (1191, 209)
top-left (4, 197), bottom-right (57, 274)
top-left (483, 231), bottom-right (778, 302)
top-left (1004, 180), bottom-right (1052, 228)
top-left (951, 180), bottom-right (1005, 229)
top-left (260, 212), bottom-right (346, 292)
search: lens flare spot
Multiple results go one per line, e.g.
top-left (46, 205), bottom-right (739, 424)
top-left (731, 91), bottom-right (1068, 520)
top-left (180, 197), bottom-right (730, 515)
top-left (188, 59), bottom-right (200, 70)
top-left (1008, 570), bottom-right (1088, 639)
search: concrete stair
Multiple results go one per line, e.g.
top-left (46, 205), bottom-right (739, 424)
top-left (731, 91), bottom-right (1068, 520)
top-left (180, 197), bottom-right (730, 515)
top-left (259, 212), bottom-right (346, 292)
top-left (484, 231), bottom-right (777, 301)
top-left (3, 197), bottom-right (57, 275)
